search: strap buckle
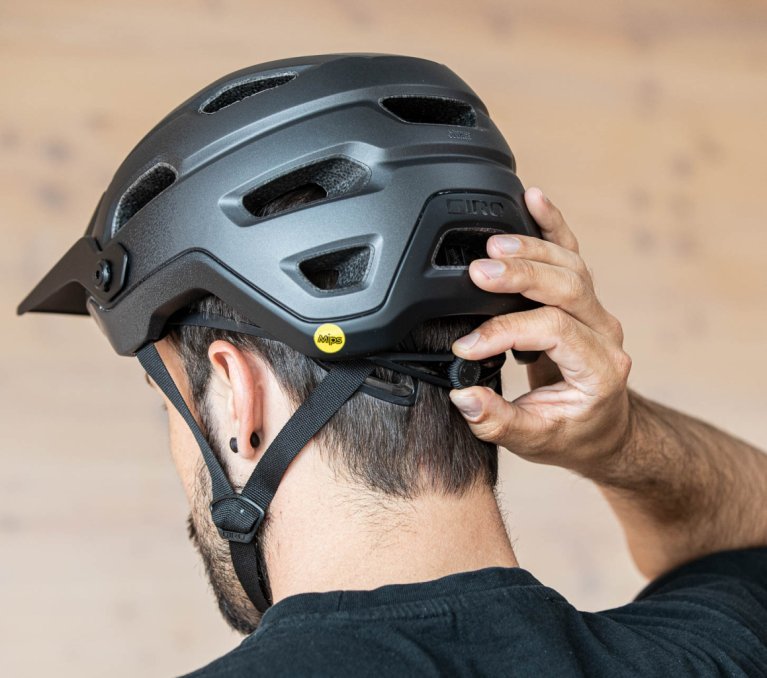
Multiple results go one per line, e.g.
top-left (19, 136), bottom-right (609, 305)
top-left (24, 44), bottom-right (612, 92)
top-left (210, 494), bottom-right (265, 543)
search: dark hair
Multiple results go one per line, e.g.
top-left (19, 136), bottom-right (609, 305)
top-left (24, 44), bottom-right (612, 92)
top-left (167, 186), bottom-right (498, 498)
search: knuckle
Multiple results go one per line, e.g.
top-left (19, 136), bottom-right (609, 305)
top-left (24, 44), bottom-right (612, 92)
top-left (622, 350), bottom-right (633, 375)
top-left (610, 316), bottom-right (626, 345)
top-left (547, 306), bottom-right (577, 339)
top-left (505, 258), bottom-right (530, 285)
top-left (571, 254), bottom-right (591, 279)
top-left (600, 311), bottom-right (625, 344)
top-left (483, 312), bottom-right (517, 341)
top-left (521, 235), bottom-right (541, 258)
top-left (569, 235), bottom-right (581, 255)
top-left (613, 349), bottom-right (633, 382)
top-left (564, 271), bottom-right (587, 304)
top-left (478, 415), bottom-right (511, 444)
top-left (510, 258), bottom-right (535, 285)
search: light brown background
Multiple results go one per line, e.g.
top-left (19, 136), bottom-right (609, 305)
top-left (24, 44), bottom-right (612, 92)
top-left (1, 1), bottom-right (765, 676)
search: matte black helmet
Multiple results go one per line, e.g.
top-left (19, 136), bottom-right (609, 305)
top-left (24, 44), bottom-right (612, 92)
top-left (18, 53), bottom-right (543, 613)
top-left (19, 53), bottom-right (541, 359)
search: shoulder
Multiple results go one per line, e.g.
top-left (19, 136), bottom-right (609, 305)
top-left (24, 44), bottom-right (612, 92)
top-left (627, 545), bottom-right (767, 630)
top-left (585, 547), bottom-right (767, 675)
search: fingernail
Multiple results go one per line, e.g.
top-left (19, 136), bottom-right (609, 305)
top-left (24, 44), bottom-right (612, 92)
top-left (474, 259), bottom-right (505, 279)
top-left (453, 331), bottom-right (481, 351)
top-left (450, 392), bottom-right (483, 419)
top-left (492, 235), bottom-right (521, 254)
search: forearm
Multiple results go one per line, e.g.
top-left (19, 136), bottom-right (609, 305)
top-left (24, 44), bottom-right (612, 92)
top-left (588, 389), bottom-right (767, 579)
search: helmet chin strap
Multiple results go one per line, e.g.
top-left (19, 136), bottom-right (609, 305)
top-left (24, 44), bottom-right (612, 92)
top-left (137, 342), bottom-right (374, 613)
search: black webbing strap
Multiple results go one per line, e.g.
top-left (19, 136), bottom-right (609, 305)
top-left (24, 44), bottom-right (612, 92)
top-left (137, 343), bottom-right (374, 612)
top-left (229, 539), bottom-right (270, 612)
top-left (137, 344), bottom-right (233, 501)
top-left (238, 360), bottom-right (376, 510)
top-left (225, 359), bottom-right (375, 610)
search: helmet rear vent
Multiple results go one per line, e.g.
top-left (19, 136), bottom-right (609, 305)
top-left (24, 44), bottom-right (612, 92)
top-left (243, 157), bottom-right (370, 219)
top-left (200, 73), bottom-right (297, 114)
top-left (432, 227), bottom-right (504, 268)
top-left (113, 163), bottom-right (177, 234)
top-left (299, 246), bottom-right (372, 292)
top-left (380, 96), bottom-right (477, 127)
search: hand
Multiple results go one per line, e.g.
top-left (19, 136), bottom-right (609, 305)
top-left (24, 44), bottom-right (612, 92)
top-left (449, 187), bottom-right (633, 474)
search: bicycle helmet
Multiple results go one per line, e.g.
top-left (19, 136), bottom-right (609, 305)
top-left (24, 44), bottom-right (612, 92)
top-left (18, 53), bottom-right (544, 612)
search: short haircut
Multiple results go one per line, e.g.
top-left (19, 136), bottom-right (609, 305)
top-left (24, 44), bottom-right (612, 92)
top-left (167, 186), bottom-right (498, 498)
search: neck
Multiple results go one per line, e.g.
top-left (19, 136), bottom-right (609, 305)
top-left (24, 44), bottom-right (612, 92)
top-left (264, 447), bottom-right (518, 602)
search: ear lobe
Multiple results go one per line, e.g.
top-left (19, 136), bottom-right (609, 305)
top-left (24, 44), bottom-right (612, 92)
top-left (207, 339), bottom-right (263, 460)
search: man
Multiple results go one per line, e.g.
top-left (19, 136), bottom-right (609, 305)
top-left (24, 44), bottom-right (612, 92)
top-left (19, 54), bottom-right (766, 676)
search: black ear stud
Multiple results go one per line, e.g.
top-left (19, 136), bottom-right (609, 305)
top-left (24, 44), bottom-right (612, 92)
top-left (229, 433), bottom-right (260, 454)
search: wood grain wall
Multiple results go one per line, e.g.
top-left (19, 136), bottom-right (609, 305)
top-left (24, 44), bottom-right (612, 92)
top-left (1, 1), bottom-right (765, 676)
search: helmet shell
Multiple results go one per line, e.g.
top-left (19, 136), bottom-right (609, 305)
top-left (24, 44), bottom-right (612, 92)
top-left (19, 53), bottom-right (542, 358)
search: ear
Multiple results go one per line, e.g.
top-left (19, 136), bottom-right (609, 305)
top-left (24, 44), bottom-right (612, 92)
top-left (207, 339), bottom-right (263, 460)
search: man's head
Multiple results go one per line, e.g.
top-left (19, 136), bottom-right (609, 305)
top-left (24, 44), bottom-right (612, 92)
top-left (152, 190), bottom-right (499, 633)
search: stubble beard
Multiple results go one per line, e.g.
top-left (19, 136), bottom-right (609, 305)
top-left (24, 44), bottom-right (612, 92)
top-left (187, 459), bottom-right (264, 635)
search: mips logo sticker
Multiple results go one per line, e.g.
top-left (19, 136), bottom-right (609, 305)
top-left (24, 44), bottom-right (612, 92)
top-left (313, 323), bottom-right (346, 353)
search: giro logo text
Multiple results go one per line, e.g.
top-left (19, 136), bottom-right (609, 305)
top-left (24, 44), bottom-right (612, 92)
top-left (446, 199), bottom-right (505, 217)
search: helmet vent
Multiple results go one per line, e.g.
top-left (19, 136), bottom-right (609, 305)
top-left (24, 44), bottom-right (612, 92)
top-left (432, 227), bottom-right (504, 268)
top-left (200, 73), bottom-right (297, 114)
top-left (243, 157), bottom-right (370, 219)
top-left (113, 163), bottom-right (177, 233)
top-left (299, 246), bottom-right (372, 292)
top-left (380, 96), bottom-right (477, 127)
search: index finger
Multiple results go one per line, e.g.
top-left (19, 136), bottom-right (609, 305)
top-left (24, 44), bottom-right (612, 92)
top-left (525, 187), bottom-right (580, 254)
top-left (452, 306), bottom-right (620, 397)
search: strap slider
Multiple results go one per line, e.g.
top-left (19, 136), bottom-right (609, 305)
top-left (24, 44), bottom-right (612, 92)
top-left (210, 494), bottom-right (265, 543)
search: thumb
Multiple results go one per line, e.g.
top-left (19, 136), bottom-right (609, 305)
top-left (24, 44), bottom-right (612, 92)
top-left (449, 386), bottom-right (540, 449)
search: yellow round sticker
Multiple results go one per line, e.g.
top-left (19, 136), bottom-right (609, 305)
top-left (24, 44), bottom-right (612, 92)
top-left (313, 323), bottom-right (346, 354)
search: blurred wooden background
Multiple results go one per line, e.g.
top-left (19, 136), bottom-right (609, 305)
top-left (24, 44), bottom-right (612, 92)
top-left (1, 1), bottom-right (765, 676)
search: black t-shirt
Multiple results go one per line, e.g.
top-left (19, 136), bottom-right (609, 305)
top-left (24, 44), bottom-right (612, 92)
top-left (183, 548), bottom-right (767, 677)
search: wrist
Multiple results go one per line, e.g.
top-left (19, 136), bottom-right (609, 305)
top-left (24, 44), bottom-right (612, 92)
top-left (578, 389), bottom-right (644, 485)
top-left (613, 388), bottom-right (642, 458)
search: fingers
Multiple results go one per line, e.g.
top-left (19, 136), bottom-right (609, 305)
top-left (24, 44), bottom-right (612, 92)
top-left (464, 188), bottom-right (623, 344)
top-left (449, 187), bottom-right (635, 461)
top-left (524, 187), bottom-right (580, 254)
top-left (468, 255), bottom-right (618, 339)
top-left (452, 306), bottom-right (627, 397)
top-left (486, 231), bottom-right (586, 275)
